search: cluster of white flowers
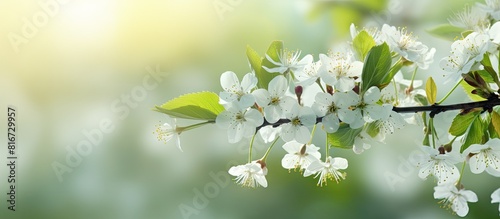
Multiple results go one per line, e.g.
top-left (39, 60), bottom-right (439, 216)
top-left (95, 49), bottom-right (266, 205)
top-left (412, 138), bottom-right (500, 217)
top-left (154, 1), bottom-right (500, 216)
top-left (211, 22), bottom-right (440, 189)
top-left (441, 1), bottom-right (500, 83)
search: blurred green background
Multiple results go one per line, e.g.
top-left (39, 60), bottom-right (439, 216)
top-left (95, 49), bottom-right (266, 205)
top-left (1, 0), bottom-right (499, 218)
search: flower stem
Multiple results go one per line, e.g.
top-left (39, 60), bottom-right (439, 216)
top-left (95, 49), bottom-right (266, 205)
top-left (429, 118), bottom-right (436, 148)
top-left (392, 78), bottom-right (399, 105)
top-left (248, 133), bottom-right (257, 163)
top-left (178, 121), bottom-right (214, 133)
top-left (409, 67), bottom-right (418, 89)
top-left (436, 79), bottom-right (463, 105)
top-left (325, 134), bottom-right (329, 162)
top-left (316, 79), bottom-right (326, 93)
top-left (309, 124), bottom-right (317, 145)
top-left (261, 138), bottom-right (279, 161)
top-left (456, 161), bottom-right (467, 187)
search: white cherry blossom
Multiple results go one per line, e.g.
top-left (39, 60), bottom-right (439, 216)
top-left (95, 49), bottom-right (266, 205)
top-left (463, 138), bottom-right (500, 177)
top-left (228, 160), bottom-right (268, 188)
top-left (413, 146), bottom-right (463, 185)
top-left (378, 110), bottom-right (406, 136)
top-left (219, 71), bottom-right (257, 106)
top-left (304, 156), bottom-right (348, 186)
top-left (434, 184), bottom-right (478, 217)
top-left (280, 102), bottom-right (316, 144)
top-left (440, 32), bottom-right (492, 82)
top-left (478, 0), bottom-right (500, 21)
top-left (263, 49), bottom-right (313, 76)
top-left (253, 75), bottom-right (295, 123)
top-left (381, 24), bottom-right (435, 69)
top-left (281, 141), bottom-right (321, 170)
top-left (295, 60), bottom-right (321, 86)
top-left (336, 87), bottom-right (391, 129)
top-left (318, 52), bottom-right (363, 92)
top-left (155, 115), bottom-right (182, 152)
top-left (313, 92), bottom-right (342, 133)
top-left (449, 5), bottom-right (490, 32)
top-left (216, 103), bottom-right (263, 143)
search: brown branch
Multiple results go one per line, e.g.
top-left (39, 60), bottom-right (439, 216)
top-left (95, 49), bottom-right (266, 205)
top-left (257, 97), bottom-right (500, 130)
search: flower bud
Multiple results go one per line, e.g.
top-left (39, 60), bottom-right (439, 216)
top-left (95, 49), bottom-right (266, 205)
top-left (352, 84), bottom-right (360, 94)
top-left (295, 85), bottom-right (303, 105)
top-left (438, 146), bottom-right (446, 154)
top-left (326, 85), bottom-right (334, 95)
top-left (295, 85), bottom-right (303, 97)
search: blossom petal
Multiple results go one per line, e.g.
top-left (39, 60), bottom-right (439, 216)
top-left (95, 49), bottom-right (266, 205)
top-left (280, 124), bottom-right (295, 142)
top-left (220, 71), bottom-right (241, 93)
top-left (453, 196), bottom-right (470, 217)
top-left (254, 174), bottom-right (268, 188)
top-left (228, 165), bottom-right (245, 176)
top-left (269, 76), bottom-right (288, 97)
top-left (258, 126), bottom-right (281, 143)
top-left (294, 126), bottom-right (311, 144)
top-left (264, 105), bottom-right (282, 123)
top-left (245, 109), bottom-right (264, 127)
top-left (282, 154), bottom-right (301, 169)
top-left (216, 111), bottom-right (234, 128)
top-left (282, 141), bottom-right (302, 154)
top-left (433, 184), bottom-right (454, 199)
top-left (241, 73), bottom-right (257, 92)
top-left (335, 76), bottom-right (355, 92)
top-left (173, 135), bottom-right (182, 152)
top-left (363, 86), bottom-right (381, 104)
top-left (252, 89), bottom-right (271, 107)
top-left (469, 153), bottom-right (487, 174)
top-left (364, 104), bottom-right (383, 121)
top-left (491, 188), bottom-right (500, 203)
top-left (304, 160), bottom-right (323, 177)
top-left (461, 190), bottom-right (478, 202)
top-left (228, 122), bottom-right (244, 143)
top-left (322, 113), bottom-right (340, 133)
top-left (331, 157), bottom-right (348, 169)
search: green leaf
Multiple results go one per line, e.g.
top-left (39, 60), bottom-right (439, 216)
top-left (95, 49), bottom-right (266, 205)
top-left (383, 59), bottom-right (404, 88)
top-left (365, 122), bottom-right (380, 138)
top-left (489, 120), bottom-right (500, 139)
top-left (461, 116), bottom-right (487, 152)
top-left (482, 53), bottom-right (493, 67)
top-left (414, 94), bottom-right (428, 106)
top-left (327, 123), bottom-right (363, 149)
top-left (246, 45), bottom-right (262, 76)
top-left (477, 70), bottom-right (495, 83)
top-left (258, 41), bottom-right (284, 89)
top-left (427, 24), bottom-right (464, 41)
top-left (361, 43), bottom-right (392, 94)
top-left (491, 111), bottom-right (500, 137)
top-left (154, 92), bottom-right (225, 120)
top-left (353, 30), bottom-right (375, 61)
top-left (449, 110), bottom-right (481, 136)
top-left (481, 53), bottom-right (499, 84)
top-left (461, 80), bottom-right (486, 101)
top-left (425, 77), bottom-right (437, 105)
